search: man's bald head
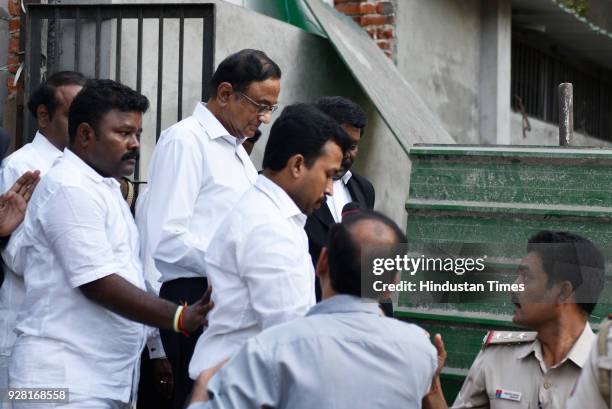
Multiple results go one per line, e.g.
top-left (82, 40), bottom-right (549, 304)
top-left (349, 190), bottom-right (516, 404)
top-left (326, 210), bottom-right (406, 297)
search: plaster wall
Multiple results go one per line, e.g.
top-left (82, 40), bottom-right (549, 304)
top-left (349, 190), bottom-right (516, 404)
top-left (395, 0), bottom-right (482, 144)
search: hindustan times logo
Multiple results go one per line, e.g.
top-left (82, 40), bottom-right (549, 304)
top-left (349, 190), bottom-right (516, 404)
top-left (371, 255), bottom-right (487, 276)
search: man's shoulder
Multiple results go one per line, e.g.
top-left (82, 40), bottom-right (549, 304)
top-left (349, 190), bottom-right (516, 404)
top-left (351, 171), bottom-right (373, 187)
top-left (481, 330), bottom-right (538, 349)
top-left (158, 115), bottom-right (204, 144)
top-left (2, 143), bottom-right (37, 172)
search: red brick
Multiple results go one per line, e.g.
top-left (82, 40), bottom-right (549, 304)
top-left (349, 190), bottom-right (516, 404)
top-left (336, 2), bottom-right (376, 15)
top-left (385, 15), bottom-right (396, 24)
top-left (376, 39), bottom-right (392, 51)
top-left (377, 26), bottom-right (394, 39)
top-left (8, 0), bottom-right (20, 17)
top-left (7, 75), bottom-right (17, 95)
top-left (9, 37), bottom-right (20, 54)
top-left (365, 26), bottom-right (377, 38)
top-left (7, 54), bottom-right (19, 73)
top-left (352, 16), bottom-right (361, 24)
top-left (359, 14), bottom-right (385, 26)
top-left (8, 17), bottom-right (20, 32)
top-left (376, 1), bottom-right (394, 15)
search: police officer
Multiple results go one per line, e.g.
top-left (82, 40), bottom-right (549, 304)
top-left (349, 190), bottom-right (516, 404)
top-left (424, 231), bottom-right (605, 409)
top-left (566, 314), bottom-right (612, 409)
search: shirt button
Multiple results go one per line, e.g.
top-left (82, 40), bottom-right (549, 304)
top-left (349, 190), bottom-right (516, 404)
top-left (543, 382), bottom-right (552, 389)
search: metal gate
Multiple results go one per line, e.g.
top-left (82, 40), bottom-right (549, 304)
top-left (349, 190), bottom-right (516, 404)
top-left (23, 2), bottom-right (215, 173)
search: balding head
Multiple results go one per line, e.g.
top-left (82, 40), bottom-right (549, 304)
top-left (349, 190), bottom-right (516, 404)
top-left (316, 210), bottom-right (406, 298)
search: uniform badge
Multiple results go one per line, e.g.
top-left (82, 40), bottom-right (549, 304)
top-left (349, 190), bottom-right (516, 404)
top-left (495, 389), bottom-right (522, 402)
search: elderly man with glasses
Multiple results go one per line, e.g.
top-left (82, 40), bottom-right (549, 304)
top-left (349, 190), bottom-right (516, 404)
top-left (136, 49), bottom-right (281, 409)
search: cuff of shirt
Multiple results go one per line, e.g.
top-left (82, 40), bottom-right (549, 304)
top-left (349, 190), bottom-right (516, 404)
top-left (146, 328), bottom-right (166, 359)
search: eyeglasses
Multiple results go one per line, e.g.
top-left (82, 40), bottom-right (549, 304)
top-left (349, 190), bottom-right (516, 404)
top-left (240, 92), bottom-right (278, 115)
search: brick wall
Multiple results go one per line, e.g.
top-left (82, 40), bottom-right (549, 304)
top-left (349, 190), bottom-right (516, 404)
top-left (7, 0), bottom-right (21, 96)
top-left (334, 0), bottom-right (396, 60)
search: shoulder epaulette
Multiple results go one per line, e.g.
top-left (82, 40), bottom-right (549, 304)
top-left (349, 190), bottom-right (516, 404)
top-left (481, 330), bottom-right (537, 349)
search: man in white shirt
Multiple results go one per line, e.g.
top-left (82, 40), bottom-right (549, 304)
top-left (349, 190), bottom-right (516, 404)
top-left (0, 71), bottom-right (85, 402)
top-left (187, 210), bottom-right (438, 409)
top-left (188, 103), bottom-right (353, 378)
top-left (137, 49), bottom-right (281, 409)
top-left (7, 79), bottom-right (212, 408)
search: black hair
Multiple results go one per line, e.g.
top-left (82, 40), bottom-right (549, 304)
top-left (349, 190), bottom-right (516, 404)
top-left (27, 71), bottom-right (87, 119)
top-left (68, 79), bottom-right (149, 143)
top-left (262, 103), bottom-right (352, 171)
top-left (327, 210), bottom-right (406, 297)
top-left (315, 96), bottom-right (367, 134)
top-left (209, 49), bottom-right (281, 98)
top-left (527, 230), bottom-right (605, 315)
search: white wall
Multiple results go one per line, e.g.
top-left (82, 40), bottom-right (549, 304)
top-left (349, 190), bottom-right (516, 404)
top-left (395, 0), bottom-right (482, 144)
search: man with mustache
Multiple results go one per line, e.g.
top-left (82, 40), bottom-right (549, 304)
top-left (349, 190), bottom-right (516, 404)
top-left (6, 79), bottom-right (212, 408)
top-left (188, 103), bottom-right (352, 379)
top-left (0, 71), bottom-right (85, 405)
top-left (136, 49), bottom-right (281, 409)
top-left (305, 96), bottom-right (374, 302)
top-left (424, 231), bottom-right (605, 409)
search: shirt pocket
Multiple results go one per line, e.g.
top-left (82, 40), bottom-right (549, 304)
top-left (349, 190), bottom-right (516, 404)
top-left (490, 396), bottom-right (533, 409)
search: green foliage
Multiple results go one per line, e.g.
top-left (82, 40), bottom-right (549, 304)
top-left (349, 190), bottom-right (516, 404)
top-left (559, 0), bottom-right (589, 16)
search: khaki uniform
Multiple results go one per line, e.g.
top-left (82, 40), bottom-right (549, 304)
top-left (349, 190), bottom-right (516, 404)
top-left (452, 323), bottom-right (594, 409)
top-left (567, 319), bottom-right (612, 409)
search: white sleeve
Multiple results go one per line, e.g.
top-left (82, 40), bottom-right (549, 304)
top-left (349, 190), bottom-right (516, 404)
top-left (44, 186), bottom-right (121, 288)
top-left (238, 223), bottom-right (311, 329)
top-left (146, 133), bottom-right (207, 274)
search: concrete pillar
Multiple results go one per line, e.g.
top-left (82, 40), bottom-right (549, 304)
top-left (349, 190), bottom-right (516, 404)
top-left (479, 0), bottom-right (511, 145)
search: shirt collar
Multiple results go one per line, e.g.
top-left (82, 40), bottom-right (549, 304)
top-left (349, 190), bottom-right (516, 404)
top-left (517, 322), bottom-right (594, 369)
top-left (62, 148), bottom-right (120, 188)
top-left (32, 131), bottom-right (62, 156)
top-left (255, 175), bottom-right (305, 223)
top-left (306, 294), bottom-right (382, 317)
top-left (192, 102), bottom-right (244, 147)
top-left (341, 170), bottom-right (352, 184)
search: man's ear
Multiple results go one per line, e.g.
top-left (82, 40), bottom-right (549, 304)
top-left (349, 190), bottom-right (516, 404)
top-left (215, 82), bottom-right (234, 106)
top-left (36, 104), bottom-right (50, 130)
top-left (287, 154), bottom-right (305, 179)
top-left (315, 247), bottom-right (329, 280)
top-left (75, 123), bottom-right (95, 148)
top-left (558, 280), bottom-right (575, 303)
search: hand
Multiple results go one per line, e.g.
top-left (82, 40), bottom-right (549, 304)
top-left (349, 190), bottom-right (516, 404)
top-left (189, 359), bottom-right (228, 404)
top-left (151, 358), bottom-right (173, 399)
top-left (433, 333), bottom-right (447, 380)
top-left (422, 334), bottom-right (449, 409)
top-left (182, 287), bottom-right (214, 333)
top-left (0, 170), bottom-right (40, 236)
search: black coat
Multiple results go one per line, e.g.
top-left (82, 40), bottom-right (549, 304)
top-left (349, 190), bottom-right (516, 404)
top-left (304, 172), bottom-right (375, 300)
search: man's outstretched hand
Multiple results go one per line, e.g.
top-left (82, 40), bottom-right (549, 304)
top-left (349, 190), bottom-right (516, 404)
top-left (182, 287), bottom-right (214, 332)
top-left (0, 170), bottom-right (40, 236)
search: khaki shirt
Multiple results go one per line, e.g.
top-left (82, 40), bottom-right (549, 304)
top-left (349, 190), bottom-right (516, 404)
top-left (452, 323), bottom-right (594, 409)
top-left (566, 323), bottom-right (611, 409)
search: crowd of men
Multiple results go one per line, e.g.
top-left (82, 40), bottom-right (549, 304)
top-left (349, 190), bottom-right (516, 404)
top-left (0, 48), bottom-right (610, 409)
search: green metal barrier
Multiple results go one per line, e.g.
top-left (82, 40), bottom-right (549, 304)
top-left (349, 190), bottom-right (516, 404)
top-left (399, 145), bottom-right (612, 403)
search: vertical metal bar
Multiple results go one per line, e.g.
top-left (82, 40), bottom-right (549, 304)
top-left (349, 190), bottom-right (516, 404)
top-left (559, 83), bottom-right (574, 146)
top-left (136, 8), bottom-right (143, 92)
top-left (156, 13), bottom-right (163, 141)
top-left (115, 13), bottom-right (122, 81)
top-left (201, 13), bottom-right (215, 101)
top-left (95, 7), bottom-right (102, 78)
top-left (75, 8), bottom-right (81, 72)
top-left (134, 8), bottom-right (144, 180)
top-left (177, 12), bottom-right (184, 122)
top-left (24, 11), bottom-right (42, 144)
